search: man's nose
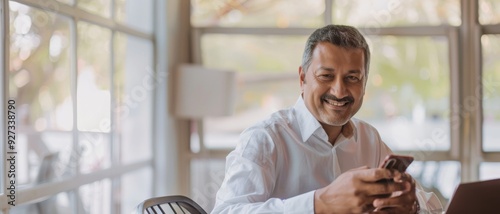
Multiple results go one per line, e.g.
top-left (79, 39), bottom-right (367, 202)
top-left (330, 78), bottom-right (348, 98)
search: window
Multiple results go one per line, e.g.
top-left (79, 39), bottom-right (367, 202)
top-left (481, 34), bottom-right (500, 152)
top-left (188, 0), bottom-right (500, 212)
top-left (1, 0), bottom-right (156, 213)
top-left (200, 34), bottom-right (306, 149)
top-left (479, 0), bottom-right (500, 24)
top-left (362, 36), bottom-right (451, 151)
top-left (480, 0), bottom-right (500, 187)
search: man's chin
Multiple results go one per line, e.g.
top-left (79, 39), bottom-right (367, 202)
top-left (320, 116), bottom-right (350, 127)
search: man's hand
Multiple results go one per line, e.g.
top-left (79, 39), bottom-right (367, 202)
top-left (371, 172), bottom-right (418, 214)
top-left (313, 166), bottom-right (415, 214)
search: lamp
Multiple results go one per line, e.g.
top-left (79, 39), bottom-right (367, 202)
top-left (174, 64), bottom-right (236, 118)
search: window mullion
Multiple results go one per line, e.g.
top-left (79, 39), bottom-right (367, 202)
top-left (483, 24), bottom-right (500, 34)
top-left (109, 29), bottom-right (117, 214)
top-left (111, 0), bottom-right (116, 20)
top-left (324, 0), bottom-right (333, 25)
top-left (449, 27), bottom-right (461, 160)
top-left (459, 0), bottom-right (481, 183)
top-left (70, 14), bottom-right (80, 214)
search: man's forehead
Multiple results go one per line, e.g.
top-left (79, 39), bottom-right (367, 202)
top-left (313, 42), bottom-right (364, 56)
top-left (310, 44), bottom-right (366, 73)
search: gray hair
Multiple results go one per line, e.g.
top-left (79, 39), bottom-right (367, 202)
top-left (301, 25), bottom-right (370, 76)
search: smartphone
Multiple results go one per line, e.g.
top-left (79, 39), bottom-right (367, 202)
top-left (379, 154), bottom-right (414, 173)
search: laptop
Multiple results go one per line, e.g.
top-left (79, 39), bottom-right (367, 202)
top-left (445, 178), bottom-right (500, 214)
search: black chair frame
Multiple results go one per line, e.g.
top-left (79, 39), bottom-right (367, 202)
top-left (135, 195), bottom-right (207, 214)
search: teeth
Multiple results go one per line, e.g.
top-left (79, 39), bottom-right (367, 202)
top-left (326, 99), bottom-right (348, 106)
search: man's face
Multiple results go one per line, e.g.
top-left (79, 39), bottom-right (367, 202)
top-left (299, 42), bottom-right (366, 127)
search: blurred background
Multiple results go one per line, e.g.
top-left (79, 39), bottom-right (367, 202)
top-left (1, 0), bottom-right (500, 213)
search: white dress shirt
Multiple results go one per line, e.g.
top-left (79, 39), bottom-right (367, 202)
top-left (212, 97), bottom-right (443, 213)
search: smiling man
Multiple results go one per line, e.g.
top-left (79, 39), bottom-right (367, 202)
top-left (300, 41), bottom-right (366, 144)
top-left (212, 25), bottom-right (442, 214)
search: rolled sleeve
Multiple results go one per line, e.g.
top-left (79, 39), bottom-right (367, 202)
top-left (415, 183), bottom-right (444, 213)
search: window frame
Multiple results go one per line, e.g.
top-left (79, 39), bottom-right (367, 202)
top-left (0, 0), bottom-right (158, 213)
top-left (478, 9), bottom-right (500, 164)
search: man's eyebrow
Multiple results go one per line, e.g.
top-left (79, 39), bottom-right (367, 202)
top-left (315, 66), bottom-right (335, 72)
top-left (315, 67), bottom-right (364, 75)
top-left (347, 70), bottom-right (363, 75)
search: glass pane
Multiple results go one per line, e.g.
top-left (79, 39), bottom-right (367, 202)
top-left (191, 0), bottom-right (324, 27)
top-left (9, 3), bottom-right (76, 185)
top-left (77, 22), bottom-right (111, 131)
top-left (204, 78), bottom-right (298, 149)
top-left (11, 191), bottom-right (72, 213)
top-left (114, 33), bottom-right (154, 164)
top-left (16, 132), bottom-right (74, 185)
top-left (482, 35), bottom-right (500, 152)
top-left (360, 36), bottom-right (450, 151)
top-left (9, 2), bottom-right (72, 131)
top-left (77, 0), bottom-right (111, 17)
top-left (479, 0), bottom-right (500, 24)
top-left (407, 161), bottom-right (460, 206)
top-left (202, 34), bottom-right (306, 73)
top-left (115, 0), bottom-right (153, 33)
top-left (79, 132), bottom-right (111, 173)
top-left (201, 35), bottom-right (306, 148)
top-left (480, 162), bottom-right (500, 180)
top-left (333, 0), bottom-right (460, 27)
top-left (121, 167), bottom-right (153, 213)
top-left (76, 22), bottom-right (112, 173)
top-left (191, 159), bottom-right (226, 212)
top-left (79, 179), bottom-right (112, 214)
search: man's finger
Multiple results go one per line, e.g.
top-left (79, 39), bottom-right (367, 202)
top-left (363, 182), bottom-right (407, 196)
top-left (356, 168), bottom-right (395, 182)
top-left (347, 165), bottom-right (369, 171)
top-left (373, 191), bottom-right (416, 209)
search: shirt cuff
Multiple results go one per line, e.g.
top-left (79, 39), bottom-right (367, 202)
top-left (283, 190), bottom-right (315, 214)
top-left (416, 187), bottom-right (444, 213)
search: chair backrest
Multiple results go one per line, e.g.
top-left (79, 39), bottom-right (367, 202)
top-left (135, 195), bottom-right (208, 214)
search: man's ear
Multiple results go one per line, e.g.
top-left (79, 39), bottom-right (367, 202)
top-left (299, 66), bottom-right (306, 87)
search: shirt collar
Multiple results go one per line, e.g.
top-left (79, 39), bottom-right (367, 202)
top-left (294, 96), bottom-right (356, 143)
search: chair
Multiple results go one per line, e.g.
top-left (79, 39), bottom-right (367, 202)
top-left (134, 195), bottom-right (208, 214)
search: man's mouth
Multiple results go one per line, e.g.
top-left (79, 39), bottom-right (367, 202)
top-left (324, 99), bottom-right (349, 107)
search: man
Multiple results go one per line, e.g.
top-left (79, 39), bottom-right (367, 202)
top-left (212, 25), bottom-right (442, 213)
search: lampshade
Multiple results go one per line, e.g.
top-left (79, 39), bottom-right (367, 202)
top-left (174, 64), bottom-right (236, 118)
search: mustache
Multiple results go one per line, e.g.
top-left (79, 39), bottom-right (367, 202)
top-left (321, 94), bottom-right (354, 103)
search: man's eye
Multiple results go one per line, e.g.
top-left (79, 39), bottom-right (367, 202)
top-left (318, 74), bottom-right (333, 79)
top-left (346, 76), bottom-right (360, 82)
